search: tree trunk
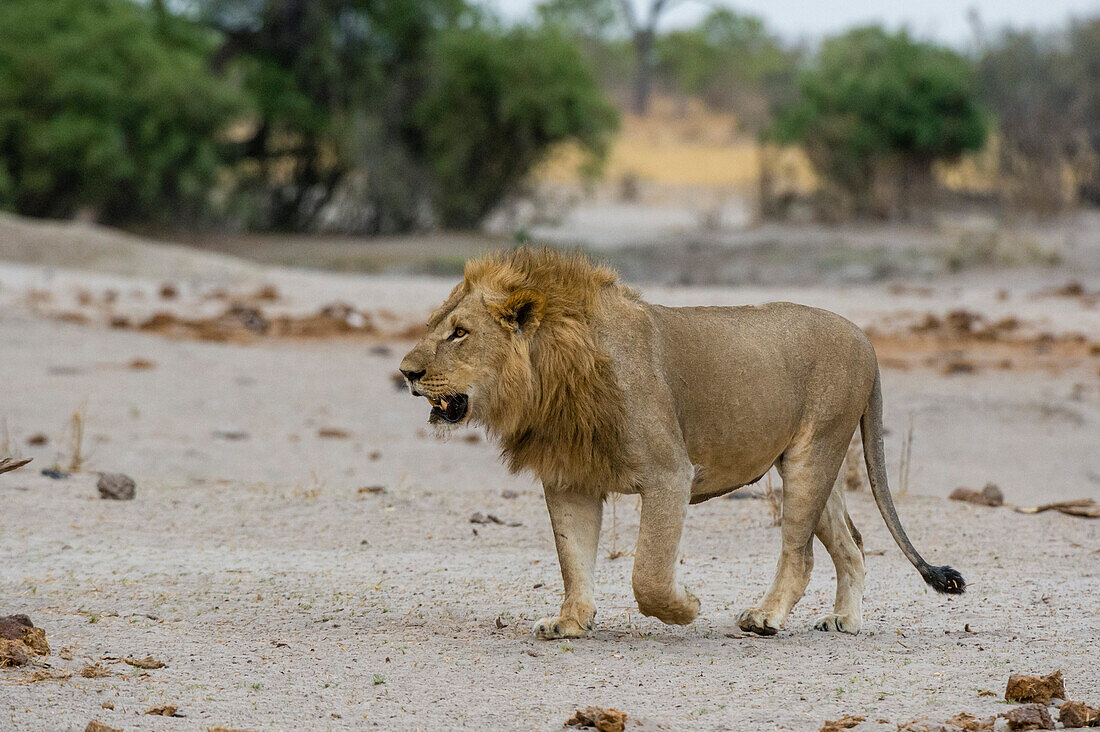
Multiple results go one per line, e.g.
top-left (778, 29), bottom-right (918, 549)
top-left (631, 30), bottom-right (655, 115)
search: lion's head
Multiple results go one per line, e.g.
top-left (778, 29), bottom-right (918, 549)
top-left (400, 248), bottom-right (636, 488)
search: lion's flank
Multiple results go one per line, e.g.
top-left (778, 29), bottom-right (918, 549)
top-left (466, 247), bottom-right (638, 493)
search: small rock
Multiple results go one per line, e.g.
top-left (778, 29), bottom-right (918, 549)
top-left (145, 705), bottom-right (182, 717)
top-left (26, 434), bottom-right (48, 446)
top-left (85, 722), bottom-right (122, 732)
top-left (80, 663), bottom-right (112, 678)
top-left (0, 614), bottom-right (49, 656)
top-left (159, 283), bottom-right (178, 299)
top-left (501, 489), bottom-right (518, 499)
top-left (949, 483), bottom-right (1004, 507)
top-left (41, 468), bottom-right (69, 479)
top-left (358, 485), bottom-right (386, 495)
top-left (97, 473), bottom-right (136, 500)
top-left (213, 427), bottom-right (250, 441)
top-left (1060, 701), bottom-right (1100, 728)
top-left (255, 284), bottom-right (280, 301)
top-left (945, 712), bottom-right (996, 731)
top-left (318, 427), bottom-right (350, 439)
top-left (820, 714), bottom-right (864, 731)
top-left (1001, 704), bottom-right (1055, 730)
top-left (0, 638), bottom-right (32, 667)
top-left (469, 512), bottom-right (521, 527)
top-left (1006, 671), bottom-right (1065, 705)
top-left (124, 655), bottom-right (165, 669)
top-left (565, 706), bottom-right (627, 732)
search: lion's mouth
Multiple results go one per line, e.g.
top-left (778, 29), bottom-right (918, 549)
top-left (425, 393), bottom-right (469, 424)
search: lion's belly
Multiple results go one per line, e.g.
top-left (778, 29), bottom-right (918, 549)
top-left (686, 430), bottom-right (790, 503)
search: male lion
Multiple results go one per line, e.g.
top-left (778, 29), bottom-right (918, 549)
top-left (400, 248), bottom-right (964, 638)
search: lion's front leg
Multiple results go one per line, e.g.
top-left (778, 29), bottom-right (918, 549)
top-left (533, 485), bottom-right (602, 640)
top-left (632, 464), bottom-right (700, 626)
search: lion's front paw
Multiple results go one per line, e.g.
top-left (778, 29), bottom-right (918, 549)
top-left (811, 613), bottom-right (861, 634)
top-left (736, 607), bottom-right (782, 636)
top-left (532, 615), bottom-right (592, 640)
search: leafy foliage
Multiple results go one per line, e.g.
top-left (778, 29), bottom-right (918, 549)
top-left (415, 26), bottom-right (618, 227)
top-left (0, 0), bottom-right (239, 224)
top-left (657, 9), bottom-right (796, 127)
top-left (772, 27), bottom-right (986, 215)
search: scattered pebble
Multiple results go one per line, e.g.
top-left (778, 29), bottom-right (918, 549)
top-left (127, 358), bottom-right (156, 370)
top-left (80, 663), bottom-right (112, 678)
top-left (213, 427), bottom-right (250, 441)
top-left (40, 468), bottom-right (68, 480)
top-left (124, 655), bottom-right (165, 669)
top-left (26, 434), bottom-right (48, 446)
top-left (1001, 703), bottom-right (1054, 730)
top-left (1059, 701), bottom-right (1100, 728)
top-left (949, 483), bottom-right (1004, 507)
top-left (84, 721), bottom-right (121, 732)
top-left (566, 706), bottom-right (627, 732)
top-left (820, 715), bottom-right (864, 732)
top-left (318, 427), bottom-right (351, 439)
top-left (358, 485), bottom-right (386, 495)
top-left (1006, 670), bottom-right (1065, 705)
top-left (469, 512), bottom-right (521, 527)
top-left (97, 473), bottom-right (136, 500)
top-left (145, 705), bottom-right (183, 717)
top-left (255, 284), bottom-right (279, 301)
top-left (0, 614), bottom-right (49, 656)
top-left (501, 490), bottom-right (518, 499)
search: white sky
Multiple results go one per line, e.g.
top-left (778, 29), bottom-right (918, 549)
top-left (484, 0), bottom-right (1100, 46)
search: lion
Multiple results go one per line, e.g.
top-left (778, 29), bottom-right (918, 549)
top-left (399, 247), bottom-right (965, 639)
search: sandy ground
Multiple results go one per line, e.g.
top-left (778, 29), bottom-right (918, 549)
top-left (1, 227), bottom-right (1099, 731)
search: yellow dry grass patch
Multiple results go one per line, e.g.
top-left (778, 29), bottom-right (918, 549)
top-left (538, 95), bottom-right (998, 195)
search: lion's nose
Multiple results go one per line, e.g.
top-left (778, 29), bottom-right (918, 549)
top-left (400, 368), bottom-right (426, 383)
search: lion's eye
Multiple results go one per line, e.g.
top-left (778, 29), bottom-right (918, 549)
top-left (449, 327), bottom-right (468, 340)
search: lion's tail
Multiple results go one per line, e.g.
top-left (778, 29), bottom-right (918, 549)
top-left (861, 367), bottom-right (966, 595)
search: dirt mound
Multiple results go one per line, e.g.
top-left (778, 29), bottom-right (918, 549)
top-left (0, 212), bottom-right (258, 282)
top-left (135, 302), bottom-right (377, 343)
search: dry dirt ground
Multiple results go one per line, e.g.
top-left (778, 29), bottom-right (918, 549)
top-left (1, 219), bottom-right (1098, 731)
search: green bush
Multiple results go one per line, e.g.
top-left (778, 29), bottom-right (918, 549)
top-left (0, 0), bottom-right (240, 224)
top-left (772, 27), bottom-right (986, 217)
top-left (414, 26), bottom-right (618, 228)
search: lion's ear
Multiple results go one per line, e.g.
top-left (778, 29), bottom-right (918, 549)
top-left (490, 289), bottom-right (546, 335)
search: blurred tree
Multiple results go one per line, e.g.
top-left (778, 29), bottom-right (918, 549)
top-left (415, 26), bottom-right (618, 227)
top-left (536, 0), bottom-right (682, 114)
top-left (203, 0), bottom-right (616, 232)
top-left (771, 27), bottom-right (987, 219)
top-left (975, 29), bottom-right (1083, 214)
top-left (657, 9), bottom-right (797, 129)
top-left (1067, 18), bottom-right (1100, 205)
top-left (0, 0), bottom-right (240, 224)
top-left (200, 0), bottom-right (465, 231)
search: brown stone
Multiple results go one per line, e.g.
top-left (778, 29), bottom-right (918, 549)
top-left (820, 714), bottom-right (865, 731)
top-left (1005, 670), bottom-right (1065, 704)
top-left (1060, 701), bottom-right (1100, 728)
top-left (1001, 704), bottom-right (1055, 730)
top-left (565, 706), bottom-right (627, 732)
top-left (85, 722), bottom-right (122, 732)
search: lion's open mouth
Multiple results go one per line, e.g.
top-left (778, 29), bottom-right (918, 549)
top-left (425, 393), bottom-right (469, 424)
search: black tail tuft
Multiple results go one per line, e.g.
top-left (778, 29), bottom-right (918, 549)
top-left (923, 565), bottom-right (966, 594)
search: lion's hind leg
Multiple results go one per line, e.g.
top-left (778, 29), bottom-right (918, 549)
top-left (811, 481), bottom-right (865, 634)
top-left (737, 435), bottom-right (847, 636)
